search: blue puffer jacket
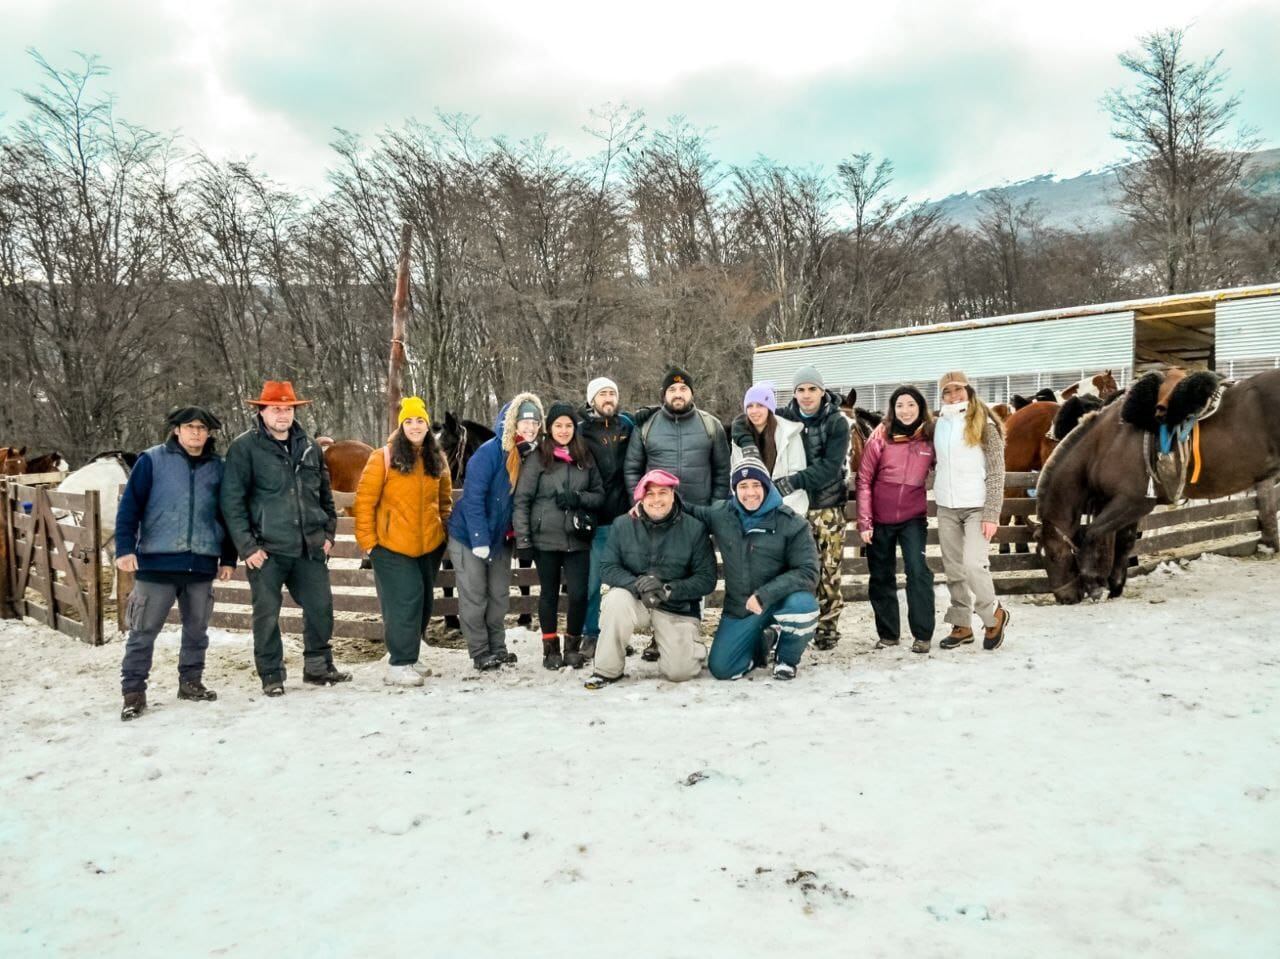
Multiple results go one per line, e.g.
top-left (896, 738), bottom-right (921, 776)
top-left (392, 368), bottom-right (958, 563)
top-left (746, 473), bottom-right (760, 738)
top-left (448, 393), bottom-right (544, 552)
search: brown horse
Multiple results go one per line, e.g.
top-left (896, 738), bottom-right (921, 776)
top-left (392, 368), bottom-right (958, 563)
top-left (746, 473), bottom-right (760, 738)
top-left (319, 439), bottom-right (375, 494)
top-left (839, 388), bottom-right (880, 491)
top-left (22, 451), bottom-right (70, 474)
top-left (1035, 369), bottom-right (1280, 604)
top-left (0, 446), bottom-right (27, 476)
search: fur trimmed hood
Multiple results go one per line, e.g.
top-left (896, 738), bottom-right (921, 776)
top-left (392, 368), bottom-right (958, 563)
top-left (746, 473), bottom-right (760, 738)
top-left (497, 392), bottom-right (545, 453)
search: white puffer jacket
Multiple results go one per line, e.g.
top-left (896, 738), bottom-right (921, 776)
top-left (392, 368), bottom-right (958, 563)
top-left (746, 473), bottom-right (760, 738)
top-left (732, 415), bottom-right (810, 514)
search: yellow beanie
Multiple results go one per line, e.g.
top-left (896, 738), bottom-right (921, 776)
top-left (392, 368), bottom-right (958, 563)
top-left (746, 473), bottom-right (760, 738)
top-left (397, 396), bottom-right (430, 426)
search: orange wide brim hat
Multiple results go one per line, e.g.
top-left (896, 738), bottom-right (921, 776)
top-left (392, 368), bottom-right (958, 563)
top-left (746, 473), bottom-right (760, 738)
top-left (247, 380), bottom-right (312, 407)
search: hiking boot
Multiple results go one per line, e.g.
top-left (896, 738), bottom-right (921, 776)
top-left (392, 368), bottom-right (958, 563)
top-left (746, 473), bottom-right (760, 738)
top-left (939, 626), bottom-right (975, 650)
top-left (584, 672), bottom-right (622, 690)
top-left (120, 691), bottom-right (146, 721)
top-left (563, 635), bottom-right (585, 670)
top-left (641, 638), bottom-right (660, 662)
top-left (261, 675), bottom-right (286, 697)
top-left (874, 636), bottom-right (900, 649)
top-left (773, 662), bottom-right (797, 681)
top-left (303, 664), bottom-right (352, 686)
top-left (580, 635), bottom-right (598, 660)
top-left (384, 664), bottom-right (424, 687)
top-left (983, 606), bottom-right (1010, 651)
top-left (474, 652), bottom-right (502, 671)
top-left (177, 680), bottom-right (217, 702)
top-left (755, 624), bottom-right (782, 668)
top-left (911, 638), bottom-right (931, 654)
top-left (542, 636), bottom-right (563, 670)
top-left (498, 651), bottom-right (518, 665)
top-left (813, 633), bottom-right (839, 651)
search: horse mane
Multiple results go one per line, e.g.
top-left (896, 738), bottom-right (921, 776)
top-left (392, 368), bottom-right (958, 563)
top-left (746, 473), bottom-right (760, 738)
top-left (1037, 405), bottom-right (1108, 509)
top-left (1051, 394), bottom-right (1102, 441)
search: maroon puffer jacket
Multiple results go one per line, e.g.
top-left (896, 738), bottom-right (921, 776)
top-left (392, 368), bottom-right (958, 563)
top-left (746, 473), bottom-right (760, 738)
top-left (856, 426), bottom-right (935, 531)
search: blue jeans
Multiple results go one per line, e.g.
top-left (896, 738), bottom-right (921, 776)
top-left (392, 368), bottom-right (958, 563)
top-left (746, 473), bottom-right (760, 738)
top-left (583, 524), bottom-right (612, 638)
top-left (708, 591), bottom-right (819, 679)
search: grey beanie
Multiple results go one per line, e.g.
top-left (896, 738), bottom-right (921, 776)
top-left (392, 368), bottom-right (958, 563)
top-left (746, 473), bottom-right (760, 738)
top-left (792, 365), bottom-right (824, 390)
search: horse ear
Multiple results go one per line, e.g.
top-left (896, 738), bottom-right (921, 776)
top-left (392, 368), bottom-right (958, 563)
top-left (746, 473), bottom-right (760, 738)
top-left (445, 412), bottom-right (458, 431)
top-left (843, 387), bottom-right (857, 407)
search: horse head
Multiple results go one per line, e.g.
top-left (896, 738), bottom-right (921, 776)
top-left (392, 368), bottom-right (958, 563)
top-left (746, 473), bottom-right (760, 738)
top-left (1095, 369), bottom-right (1119, 400)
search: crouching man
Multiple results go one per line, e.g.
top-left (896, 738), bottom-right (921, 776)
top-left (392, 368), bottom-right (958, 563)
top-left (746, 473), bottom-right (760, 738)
top-left (686, 457), bottom-right (820, 681)
top-left (584, 469), bottom-right (716, 689)
top-left (115, 406), bottom-right (237, 720)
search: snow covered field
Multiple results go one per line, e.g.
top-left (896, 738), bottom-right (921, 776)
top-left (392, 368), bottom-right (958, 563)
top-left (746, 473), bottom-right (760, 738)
top-left (2, 553), bottom-right (1278, 958)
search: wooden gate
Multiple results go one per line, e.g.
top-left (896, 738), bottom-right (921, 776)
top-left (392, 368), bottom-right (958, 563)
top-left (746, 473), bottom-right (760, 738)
top-left (1, 481), bottom-right (104, 645)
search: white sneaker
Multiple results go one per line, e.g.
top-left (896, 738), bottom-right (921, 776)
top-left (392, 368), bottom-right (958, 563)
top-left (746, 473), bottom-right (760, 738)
top-left (772, 662), bottom-right (797, 681)
top-left (384, 664), bottom-right (425, 687)
top-left (410, 662), bottom-right (432, 677)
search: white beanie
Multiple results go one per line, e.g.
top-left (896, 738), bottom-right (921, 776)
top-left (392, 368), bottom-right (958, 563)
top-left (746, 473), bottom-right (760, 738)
top-left (586, 377), bottom-right (619, 405)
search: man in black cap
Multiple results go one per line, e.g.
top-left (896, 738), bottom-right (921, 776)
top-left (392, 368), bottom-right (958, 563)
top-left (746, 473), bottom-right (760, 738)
top-left (622, 367), bottom-right (730, 661)
top-left (115, 406), bottom-right (237, 721)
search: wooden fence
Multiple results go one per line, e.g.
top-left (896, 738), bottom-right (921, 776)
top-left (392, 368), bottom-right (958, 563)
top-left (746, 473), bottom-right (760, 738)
top-left (150, 472), bottom-right (1273, 642)
top-left (1, 480), bottom-right (104, 645)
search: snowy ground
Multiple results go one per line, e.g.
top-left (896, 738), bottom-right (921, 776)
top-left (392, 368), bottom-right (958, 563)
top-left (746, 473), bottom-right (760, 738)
top-left (1, 554), bottom-right (1278, 958)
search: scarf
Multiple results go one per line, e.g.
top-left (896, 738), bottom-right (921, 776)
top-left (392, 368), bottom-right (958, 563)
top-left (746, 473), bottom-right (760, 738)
top-left (732, 485), bottom-right (784, 534)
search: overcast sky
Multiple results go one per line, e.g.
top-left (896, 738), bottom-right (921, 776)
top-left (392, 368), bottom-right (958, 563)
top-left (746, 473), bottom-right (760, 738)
top-left (1, 0), bottom-right (1276, 202)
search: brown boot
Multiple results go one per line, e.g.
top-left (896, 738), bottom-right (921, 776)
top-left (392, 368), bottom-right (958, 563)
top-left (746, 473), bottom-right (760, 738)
top-left (121, 691), bottom-right (146, 721)
top-left (983, 606), bottom-right (1010, 650)
top-left (939, 626), bottom-right (975, 650)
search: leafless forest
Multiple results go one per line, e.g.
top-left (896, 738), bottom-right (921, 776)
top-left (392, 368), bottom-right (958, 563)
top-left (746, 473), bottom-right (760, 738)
top-left (2, 29), bottom-right (1276, 465)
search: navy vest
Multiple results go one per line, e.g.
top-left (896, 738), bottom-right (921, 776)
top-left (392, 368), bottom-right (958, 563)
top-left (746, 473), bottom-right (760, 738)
top-left (137, 443), bottom-right (226, 557)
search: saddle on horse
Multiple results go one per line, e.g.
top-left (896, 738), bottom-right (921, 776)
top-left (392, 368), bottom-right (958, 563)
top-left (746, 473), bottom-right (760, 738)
top-left (1122, 369), bottom-right (1226, 503)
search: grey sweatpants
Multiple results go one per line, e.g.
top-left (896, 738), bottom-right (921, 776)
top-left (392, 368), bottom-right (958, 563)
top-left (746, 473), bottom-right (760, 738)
top-left (448, 537), bottom-right (514, 662)
top-left (937, 506), bottom-right (998, 629)
top-left (120, 578), bottom-right (215, 693)
top-left (594, 588), bottom-right (706, 682)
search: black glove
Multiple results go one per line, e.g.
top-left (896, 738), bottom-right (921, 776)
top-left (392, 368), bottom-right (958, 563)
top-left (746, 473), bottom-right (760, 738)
top-left (515, 543), bottom-right (535, 564)
top-left (634, 574), bottom-right (662, 595)
top-left (774, 475), bottom-right (795, 497)
top-left (554, 489), bottom-right (581, 509)
top-left (641, 589), bottom-right (664, 609)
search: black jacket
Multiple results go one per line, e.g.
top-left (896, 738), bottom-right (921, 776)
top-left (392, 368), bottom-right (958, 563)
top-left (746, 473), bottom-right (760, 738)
top-left (684, 499), bottom-right (819, 619)
top-left (735, 390), bottom-right (850, 510)
top-left (599, 501), bottom-right (716, 617)
top-left (220, 418), bottom-right (337, 560)
top-left (514, 450), bottom-right (606, 553)
top-left (576, 406), bottom-right (635, 524)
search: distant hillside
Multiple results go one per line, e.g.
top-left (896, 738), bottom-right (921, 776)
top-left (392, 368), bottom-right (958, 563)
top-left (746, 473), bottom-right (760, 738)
top-left (927, 147), bottom-right (1280, 231)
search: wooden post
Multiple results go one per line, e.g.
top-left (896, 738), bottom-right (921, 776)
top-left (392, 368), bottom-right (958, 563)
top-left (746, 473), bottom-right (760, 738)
top-left (84, 489), bottom-right (103, 645)
top-left (387, 223), bottom-right (413, 434)
top-left (34, 489), bottom-right (55, 630)
top-left (0, 481), bottom-right (13, 619)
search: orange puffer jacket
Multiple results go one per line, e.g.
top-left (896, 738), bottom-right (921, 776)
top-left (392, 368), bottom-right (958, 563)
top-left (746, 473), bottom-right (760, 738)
top-left (353, 447), bottom-right (453, 557)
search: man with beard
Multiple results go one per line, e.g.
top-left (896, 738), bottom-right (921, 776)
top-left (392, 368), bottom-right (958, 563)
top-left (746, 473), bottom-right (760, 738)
top-left (622, 367), bottom-right (730, 661)
top-left (576, 377), bottom-right (635, 660)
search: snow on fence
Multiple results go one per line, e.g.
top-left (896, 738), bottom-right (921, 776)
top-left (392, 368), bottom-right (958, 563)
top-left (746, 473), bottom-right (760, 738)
top-left (1, 480), bottom-right (104, 645)
top-left (129, 475), bottom-right (1274, 643)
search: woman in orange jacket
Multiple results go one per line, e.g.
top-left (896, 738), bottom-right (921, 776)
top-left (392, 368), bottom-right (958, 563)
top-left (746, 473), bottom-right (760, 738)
top-left (354, 397), bottom-right (453, 686)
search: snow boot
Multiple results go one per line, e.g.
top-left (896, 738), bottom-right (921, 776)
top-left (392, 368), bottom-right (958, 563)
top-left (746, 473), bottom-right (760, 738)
top-left (580, 635), bottom-right (598, 661)
top-left (542, 635), bottom-right (563, 670)
top-left (177, 680), bottom-right (217, 702)
top-left (563, 635), bottom-right (585, 670)
top-left (940, 626), bottom-right (975, 650)
top-left (120, 691), bottom-right (146, 721)
top-left (983, 606), bottom-right (1010, 651)
top-left (474, 652), bottom-right (502, 671)
top-left (498, 651), bottom-right (518, 665)
top-left (584, 672), bottom-right (622, 690)
top-left (754, 624), bottom-right (782, 669)
top-left (641, 638), bottom-right (660, 662)
top-left (303, 663), bottom-right (353, 686)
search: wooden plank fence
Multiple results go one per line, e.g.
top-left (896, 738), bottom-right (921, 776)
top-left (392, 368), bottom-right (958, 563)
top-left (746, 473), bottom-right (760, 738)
top-left (1, 480), bottom-right (104, 645)
top-left (148, 471), bottom-right (1275, 642)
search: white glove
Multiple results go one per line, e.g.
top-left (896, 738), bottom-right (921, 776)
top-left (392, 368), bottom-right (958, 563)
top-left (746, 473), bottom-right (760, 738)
top-left (472, 545), bottom-right (491, 561)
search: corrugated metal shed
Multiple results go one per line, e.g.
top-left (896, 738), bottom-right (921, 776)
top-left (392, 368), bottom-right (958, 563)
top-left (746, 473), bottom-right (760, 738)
top-left (1215, 294), bottom-right (1280, 378)
top-left (754, 312), bottom-right (1134, 408)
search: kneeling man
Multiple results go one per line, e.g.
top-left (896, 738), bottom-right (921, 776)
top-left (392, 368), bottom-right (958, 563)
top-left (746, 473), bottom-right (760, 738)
top-left (687, 457), bottom-right (820, 680)
top-left (585, 470), bottom-right (716, 688)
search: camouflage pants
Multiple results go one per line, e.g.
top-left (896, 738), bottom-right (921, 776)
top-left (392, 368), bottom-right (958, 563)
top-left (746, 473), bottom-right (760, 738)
top-left (807, 506), bottom-right (846, 642)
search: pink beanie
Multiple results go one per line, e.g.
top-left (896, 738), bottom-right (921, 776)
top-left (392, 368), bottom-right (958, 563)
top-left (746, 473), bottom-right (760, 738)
top-left (633, 468), bottom-right (681, 502)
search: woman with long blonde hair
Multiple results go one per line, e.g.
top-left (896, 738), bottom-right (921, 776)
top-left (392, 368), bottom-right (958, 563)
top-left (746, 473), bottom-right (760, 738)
top-left (933, 371), bottom-right (1010, 651)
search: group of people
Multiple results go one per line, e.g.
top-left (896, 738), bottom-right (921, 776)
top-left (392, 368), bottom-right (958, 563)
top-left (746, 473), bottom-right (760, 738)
top-left (112, 365), bottom-right (1012, 720)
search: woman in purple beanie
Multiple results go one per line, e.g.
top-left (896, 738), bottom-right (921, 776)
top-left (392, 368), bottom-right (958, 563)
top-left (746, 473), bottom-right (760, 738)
top-left (730, 382), bottom-right (809, 514)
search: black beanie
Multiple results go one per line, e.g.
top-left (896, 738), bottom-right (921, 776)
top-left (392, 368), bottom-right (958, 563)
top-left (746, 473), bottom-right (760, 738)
top-left (887, 386), bottom-right (930, 435)
top-left (544, 401), bottom-right (578, 428)
top-left (662, 367), bottom-right (694, 395)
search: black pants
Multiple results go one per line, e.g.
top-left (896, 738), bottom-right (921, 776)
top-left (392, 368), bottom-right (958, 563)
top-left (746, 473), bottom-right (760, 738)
top-left (866, 517), bottom-right (935, 643)
top-left (533, 549), bottom-right (590, 637)
top-left (370, 543), bottom-right (445, 665)
top-left (246, 552), bottom-right (334, 680)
